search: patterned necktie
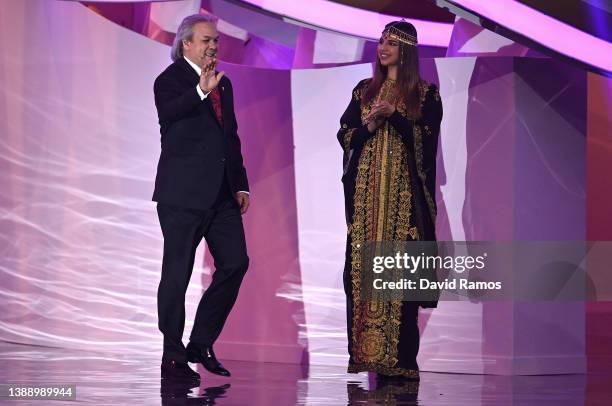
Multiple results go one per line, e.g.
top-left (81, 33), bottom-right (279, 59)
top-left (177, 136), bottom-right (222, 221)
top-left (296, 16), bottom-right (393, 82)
top-left (210, 87), bottom-right (223, 126)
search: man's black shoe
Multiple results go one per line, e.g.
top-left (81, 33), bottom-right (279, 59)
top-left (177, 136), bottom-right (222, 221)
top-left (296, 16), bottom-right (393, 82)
top-left (186, 343), bottom-right (231, 377)
top-left (161, 359), bottom-right (201, 381)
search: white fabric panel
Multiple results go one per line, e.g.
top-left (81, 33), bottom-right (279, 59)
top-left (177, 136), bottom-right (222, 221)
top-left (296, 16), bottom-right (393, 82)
top-left (150, 0), bottom-right (201, 33)
top-left (418, 57), bottom-right (484, 374)
top-left (291, 64), bottom-right (371, 366)
top-left (313, 31), bottom-right (364, 64)
top-left (459, 27), bottom-right (516, 53)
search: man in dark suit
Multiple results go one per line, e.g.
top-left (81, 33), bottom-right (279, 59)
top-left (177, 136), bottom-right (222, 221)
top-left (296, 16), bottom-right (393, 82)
top-left (153, 14), bottom-right (250, 381)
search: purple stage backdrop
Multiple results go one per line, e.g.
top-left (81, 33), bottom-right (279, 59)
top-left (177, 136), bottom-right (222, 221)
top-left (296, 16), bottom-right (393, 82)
top-left (0, 0), bottom-right (597, 375)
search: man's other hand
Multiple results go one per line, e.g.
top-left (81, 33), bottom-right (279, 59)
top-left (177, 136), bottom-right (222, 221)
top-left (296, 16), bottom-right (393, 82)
top-left (235, 192), bottom-right (250, 215)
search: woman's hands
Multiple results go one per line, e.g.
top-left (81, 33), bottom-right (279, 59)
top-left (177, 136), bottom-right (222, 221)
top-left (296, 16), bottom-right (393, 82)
top-left (366, 116), bottom-right (385, 133)
top-left (372, 100), bottom-right (396, 118)
top-left (365, 100), bottom-right (396, 132)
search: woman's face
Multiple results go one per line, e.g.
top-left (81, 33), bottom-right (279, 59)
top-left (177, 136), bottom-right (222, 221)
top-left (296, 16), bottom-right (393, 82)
top-left (378, 34), bottom-right (400, 66)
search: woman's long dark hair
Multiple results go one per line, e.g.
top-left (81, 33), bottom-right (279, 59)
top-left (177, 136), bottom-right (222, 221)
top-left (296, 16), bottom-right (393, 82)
top-left (362, 21), bottom-right (422, 119)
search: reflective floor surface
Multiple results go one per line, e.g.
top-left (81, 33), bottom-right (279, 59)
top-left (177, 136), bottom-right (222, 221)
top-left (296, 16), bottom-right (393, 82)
top-left (0, 342), bottom-right (610, 405)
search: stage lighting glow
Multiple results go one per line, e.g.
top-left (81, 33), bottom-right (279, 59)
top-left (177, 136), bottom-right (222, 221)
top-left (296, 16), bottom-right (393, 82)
top-left (236, 0), bottom-right (453, 47)
top-left (449, 0), bottom-right (612, 72)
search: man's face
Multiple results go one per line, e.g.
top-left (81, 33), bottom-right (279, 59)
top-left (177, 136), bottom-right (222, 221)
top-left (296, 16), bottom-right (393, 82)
top-left (182, 22), bottom-right (219, 68)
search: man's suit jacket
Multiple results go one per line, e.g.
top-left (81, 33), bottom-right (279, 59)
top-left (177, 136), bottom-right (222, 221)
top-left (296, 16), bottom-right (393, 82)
top-left (152, 57), bottom-right (249, 210)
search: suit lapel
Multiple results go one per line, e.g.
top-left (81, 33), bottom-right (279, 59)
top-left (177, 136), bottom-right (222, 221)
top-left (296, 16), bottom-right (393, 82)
top-left (176, 57), bottom-right (199, 81)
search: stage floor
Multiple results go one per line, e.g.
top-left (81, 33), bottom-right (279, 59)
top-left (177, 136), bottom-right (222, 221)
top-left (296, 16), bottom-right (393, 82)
top-left (0, 341), bottom-right (610, 405)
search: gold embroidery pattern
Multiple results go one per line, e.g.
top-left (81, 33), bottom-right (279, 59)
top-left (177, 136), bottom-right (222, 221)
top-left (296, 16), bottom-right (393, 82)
top-left (390, 124), bottom-right (419, 242)
top-left (392, 80), bottom-right (437, 226)
top-left (340, 79), bottom-right (369, 154)
top-left (419, 82), bottom-right (431, 107)
top-left (432, 87), bottom-right (441, 101)
top-left (348, 363), bottom-right (420, 378)
top-left (412, 83), bottom-right (438, 226)
top-left (395, 81), bottom-right (430, 118)
top-left (413, 125), bottom-right (437, 224)
top-left (343, 128), bottom-right (356, 152)
top-left (348, 79), bottom-right (419, 376)
top-left (353, 82), bottom-right (367, 101)
top-left (360, 97), bottom-right (374, 126)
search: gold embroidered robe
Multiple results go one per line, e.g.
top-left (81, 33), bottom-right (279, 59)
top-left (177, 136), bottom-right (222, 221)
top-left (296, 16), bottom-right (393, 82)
top-left (337, 78), bottom-right (442, 377)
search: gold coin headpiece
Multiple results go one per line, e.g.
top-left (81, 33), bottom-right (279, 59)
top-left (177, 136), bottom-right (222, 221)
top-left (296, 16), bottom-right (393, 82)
top-left (382, 22), bottom-right (417, 46)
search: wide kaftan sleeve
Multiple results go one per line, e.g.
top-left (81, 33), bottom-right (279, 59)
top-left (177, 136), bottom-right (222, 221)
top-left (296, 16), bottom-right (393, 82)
top-left (337, 80), bottom-right (376, 151)
top-left (387, 83), bottom-right (443, 227)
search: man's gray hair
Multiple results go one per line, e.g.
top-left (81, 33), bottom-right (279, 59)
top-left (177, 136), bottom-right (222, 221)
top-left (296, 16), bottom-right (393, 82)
top-left (171, 14), bottom-right (218, 62)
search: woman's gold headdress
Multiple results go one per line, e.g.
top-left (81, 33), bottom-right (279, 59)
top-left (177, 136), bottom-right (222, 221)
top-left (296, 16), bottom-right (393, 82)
top-left (382, 21), bottom-right (418, 46)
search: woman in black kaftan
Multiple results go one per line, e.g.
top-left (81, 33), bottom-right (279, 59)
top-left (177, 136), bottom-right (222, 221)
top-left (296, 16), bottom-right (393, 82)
top-left (337, 21), bottom-right (443, 380)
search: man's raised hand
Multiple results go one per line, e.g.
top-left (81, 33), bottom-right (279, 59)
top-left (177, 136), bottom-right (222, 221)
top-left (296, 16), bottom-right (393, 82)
top-left (199, 58), bottom-right (225, 93)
